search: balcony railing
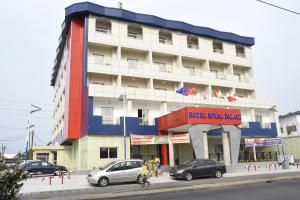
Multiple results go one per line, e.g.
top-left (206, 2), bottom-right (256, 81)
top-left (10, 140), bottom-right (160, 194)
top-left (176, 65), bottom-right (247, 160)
top-left (89, 84), bottom-right (276, 109)
top-left (213, 49), bottom-right (224, 54)
top-left (187, 43), bottom-right (199, 49)
top-left (159, 38), bottom-right (173, 45)
top-left (236, 52), bottom-right (246, 58)
top-left (127, 33), bottom-right (143, 40)
top-left (261, 123), bottom-right (272, 129)
top-left (95, 28), bottom-right (112, 34)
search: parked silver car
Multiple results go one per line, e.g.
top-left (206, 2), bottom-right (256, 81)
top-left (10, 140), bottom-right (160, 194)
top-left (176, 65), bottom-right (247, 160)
top-left (87, 159), bottom-right (143, 187)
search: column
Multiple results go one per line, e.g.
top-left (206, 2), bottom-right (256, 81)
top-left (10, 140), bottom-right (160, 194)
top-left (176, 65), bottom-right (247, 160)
top-left (222, 132), bottom-right (231, 165)
top-left (273, 110), bottom-right (281, 136)
top-left (168, 132), bottom-right (175, 166)
top-left (127, 100), bottom-right (132, 117)
top-left (251, 108), bottom-right (255, 121)
top-left (189, 124), bottom-right (210, 159)
top-left (203, 132), bottom-right (209, 159)
top-left (117, 75), bottom-right (122, 87)
top-left (222, 125), bottom-right (241, 165)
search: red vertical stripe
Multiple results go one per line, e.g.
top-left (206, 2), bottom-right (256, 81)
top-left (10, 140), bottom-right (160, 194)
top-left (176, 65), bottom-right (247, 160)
top-left (67, 19), bottom-right (84, 139)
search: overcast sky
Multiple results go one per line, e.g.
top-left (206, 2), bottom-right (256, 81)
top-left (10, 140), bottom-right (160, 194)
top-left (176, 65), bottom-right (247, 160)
top-left (0, 0), bottom-right (299, 153)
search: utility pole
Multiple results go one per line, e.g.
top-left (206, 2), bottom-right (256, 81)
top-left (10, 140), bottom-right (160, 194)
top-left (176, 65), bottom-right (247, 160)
top-left (26, 104), bottom-right (41, 160)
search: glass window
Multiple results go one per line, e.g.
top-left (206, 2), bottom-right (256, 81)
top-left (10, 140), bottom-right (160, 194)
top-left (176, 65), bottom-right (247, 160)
top-left (184, 66), bottom-right (195, 76)
top-left (101, 107), bottom-right (113, 124)
top-left (100, 147), bottom-right (109, 159)
top-left (109, 148), bottom-right (118, 158)
top-left (212, 41), bottom-right (223, 53)
top-left (204, 160), bottom-right (216, 166)
top-left (42, 162), bottom-right (51, 166)
top-left (127, 58), bottom-right (138, 68)
top-left (30, 162), bottom-right (41, 166)
top-left (94, 54), bottom-right (104, 65)
top-left (126, 161), bottom-right (140, 169)
top-left (255, 115), bottom-right (262, 123)
top-left (138, 109), bottom-right (149, 125)
top-left (154, 62), bottom-right (167, 72)
top-left (236, 45), bottom-right (245, 57)
top-left (111, 162), bottom-right (126, 171)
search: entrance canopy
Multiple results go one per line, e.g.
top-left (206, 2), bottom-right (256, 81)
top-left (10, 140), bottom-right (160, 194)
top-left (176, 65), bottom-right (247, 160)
top-left (158, 107), bottom-right (242, 133)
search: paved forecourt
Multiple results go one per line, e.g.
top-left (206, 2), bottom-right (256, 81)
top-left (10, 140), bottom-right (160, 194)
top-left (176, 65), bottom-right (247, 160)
top-left (19, 166), bottom-right (300, 196)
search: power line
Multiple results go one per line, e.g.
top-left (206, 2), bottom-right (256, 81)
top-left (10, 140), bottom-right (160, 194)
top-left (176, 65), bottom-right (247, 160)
top-left (257, 0), bottom-right (300, 15)
top-left (0, 135), bottom-right (26, 142)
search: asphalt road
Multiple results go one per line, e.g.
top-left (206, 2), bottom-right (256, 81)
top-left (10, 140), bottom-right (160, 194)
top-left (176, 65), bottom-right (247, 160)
top-left (115, 179), bottom-right (300, 200)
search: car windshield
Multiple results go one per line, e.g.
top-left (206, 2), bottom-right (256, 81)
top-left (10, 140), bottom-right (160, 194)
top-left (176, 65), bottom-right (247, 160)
top-left (181, 160), bottom-right (195, 166)
top-left (99, 161), bottom-right (118, 170)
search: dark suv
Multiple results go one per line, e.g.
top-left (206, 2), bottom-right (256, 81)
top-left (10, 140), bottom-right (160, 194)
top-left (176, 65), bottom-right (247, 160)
top-left (170, 159), bottom-right (226, 181)
top-left (19, 160), bottom-right (67, 176)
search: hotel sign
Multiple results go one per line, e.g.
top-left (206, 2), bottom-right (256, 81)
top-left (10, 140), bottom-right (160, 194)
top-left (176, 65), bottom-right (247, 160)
top-left (131, 133), bottom-right (190, 145)
top-left (186, 107), bottom-right (242, 125)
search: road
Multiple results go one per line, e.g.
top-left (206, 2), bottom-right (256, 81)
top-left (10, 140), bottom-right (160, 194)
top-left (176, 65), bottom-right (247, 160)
top-left (115, 179), bottom-right (300, 200)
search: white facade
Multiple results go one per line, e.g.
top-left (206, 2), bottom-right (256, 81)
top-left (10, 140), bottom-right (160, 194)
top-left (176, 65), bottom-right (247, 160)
top-left (279, 112), bottom-right (300, 137)
top-left (51, 13), bottom-right (280, 143)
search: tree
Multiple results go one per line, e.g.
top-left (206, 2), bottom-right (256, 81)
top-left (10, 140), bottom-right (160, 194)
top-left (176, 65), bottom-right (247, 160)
top-left (0, 164), bottom-right (26, 200)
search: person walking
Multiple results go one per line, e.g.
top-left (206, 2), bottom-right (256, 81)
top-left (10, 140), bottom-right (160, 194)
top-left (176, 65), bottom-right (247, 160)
top-left (154, 156), bottom-right (161, 177)
top-left (141, 160), bottom-right (150, 187)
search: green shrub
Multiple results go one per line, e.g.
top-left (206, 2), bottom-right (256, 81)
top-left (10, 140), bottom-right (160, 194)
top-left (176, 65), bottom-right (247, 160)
top-left (0, 164), bottom-right (26, 200)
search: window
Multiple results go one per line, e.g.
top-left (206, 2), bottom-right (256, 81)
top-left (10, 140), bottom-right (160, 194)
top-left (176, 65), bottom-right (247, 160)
top-left (30, 161), bottom-right (41, 166)
top-left (126, 161), bottom-right (142, 169)
top-left (159, 30), bottom-right (172, 45)
top-left (210, 69), bottom-right (218, 78)
top-left (110, 162), bottom-right (126, 171)
top-left (36, 153), bottom-right (49, 162)
top-left (127, 58), bottom-right (138, 68)
top-left (138, 109), bottom-right (149, 125)
top-left (286, 125), bottom-right (297, 135)
top-left (109, 148), bottom-right (118, 158)
top-left (41, 161), bottom-right (51, 166)
top-left (94, 54), bottom-right (104, 65)
top-left (154, 62), bottom-right (167, 72)
top-left (101, 107), bottom-right (113, 124)
top-left (280, 127), bottom-right (284, 133)
top-left (100, 147), bottom-right (118, 159)
top-left (95, 19), bottom-right (111, 34)
top-left (184, 66), bottom-right (195, 76)
top-left (203, 160), bottom-right (216, 166)
top-left (234, 72), bottom-right (241, 82)
top-left (212, 41), bottom-right (223, 54)
top-left (236, 45), bottom-right (245, 57)
top-left (187, 36), bottom-right (199, 49)
top-left (255, 115), bottom-right (262, 123)
top-left (127, 24), bottom-right (143, 39)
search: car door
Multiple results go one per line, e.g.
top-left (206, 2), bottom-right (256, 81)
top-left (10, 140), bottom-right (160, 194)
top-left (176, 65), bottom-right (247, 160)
top-left (125, 161), bottom-right (142, 182)
top-left (192, 160), bottom-right (210, 177)
top-left (106, 162), bottom-right (127, 183)
top-left (204, 160), bottom-right (217, 176)
top-left (28, 161), bottom-right (42, 173)
top-left (41, 161), bottom-right (55, 174)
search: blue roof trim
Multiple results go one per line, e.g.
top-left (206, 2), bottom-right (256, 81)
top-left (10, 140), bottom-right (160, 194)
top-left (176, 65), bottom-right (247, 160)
top-left (51, 1), bottom-right (255, 86)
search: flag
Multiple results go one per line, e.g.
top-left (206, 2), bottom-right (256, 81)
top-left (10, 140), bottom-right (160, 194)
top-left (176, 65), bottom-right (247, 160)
top-left (218, 90), bottom-right (225, 99)
top-left (185, 87), bottom-right (197, 95)
top-left (201, 91), bottom-right (207, 99)
top-left (226, 92), bottom-right (237, 102)
top-left (176, 86), bottom-right (189, 96)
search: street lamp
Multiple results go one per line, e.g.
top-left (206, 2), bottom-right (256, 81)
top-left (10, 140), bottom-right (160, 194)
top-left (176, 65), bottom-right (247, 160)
top-left (118, 94), bottom-right (127, 160)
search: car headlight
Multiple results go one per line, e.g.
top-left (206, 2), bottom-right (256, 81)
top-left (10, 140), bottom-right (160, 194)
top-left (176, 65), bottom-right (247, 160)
top-left (177, 170), bottom-right (184, 174)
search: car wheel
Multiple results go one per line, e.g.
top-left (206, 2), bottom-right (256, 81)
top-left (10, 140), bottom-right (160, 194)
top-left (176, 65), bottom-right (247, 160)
top-left (98, 177), bottom-right (109, 187)
top-left (184, 172), bottom-right (193, 181)
top-left (215, 170), bottom-right (222, 178)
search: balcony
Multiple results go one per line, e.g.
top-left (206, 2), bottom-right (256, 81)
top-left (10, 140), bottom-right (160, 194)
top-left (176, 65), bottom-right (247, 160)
top-left (159, 38), bottom-right (173, 45)
top-left (128, 33), bottom-right (143, 40)
top-left (88, 84), bottom-right (276, 109)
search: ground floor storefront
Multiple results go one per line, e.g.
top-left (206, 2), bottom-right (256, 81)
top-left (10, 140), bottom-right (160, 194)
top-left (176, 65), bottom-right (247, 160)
top-left (31, 135), bottom-right (278, 171)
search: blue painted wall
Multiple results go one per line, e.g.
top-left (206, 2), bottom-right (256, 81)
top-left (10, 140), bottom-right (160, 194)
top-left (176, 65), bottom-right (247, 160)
top-left (88, 97), bottom-right (158, 135)
top-left (87, 97), bottom-right (277, 137)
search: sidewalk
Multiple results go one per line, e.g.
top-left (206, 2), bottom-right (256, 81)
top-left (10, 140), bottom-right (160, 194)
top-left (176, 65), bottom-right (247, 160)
top-left (19, 165), bottom-right (300, 198)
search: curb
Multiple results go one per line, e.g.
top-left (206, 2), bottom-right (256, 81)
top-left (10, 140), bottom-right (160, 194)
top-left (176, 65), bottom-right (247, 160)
top-left (39, 174), bottom-right (300, 200)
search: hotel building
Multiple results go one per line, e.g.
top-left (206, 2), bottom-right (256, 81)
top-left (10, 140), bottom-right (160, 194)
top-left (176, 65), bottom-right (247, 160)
top-left (45, 2), bottom-right (280, 170)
